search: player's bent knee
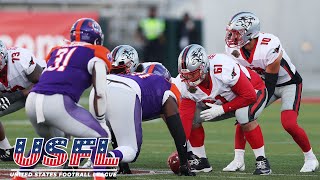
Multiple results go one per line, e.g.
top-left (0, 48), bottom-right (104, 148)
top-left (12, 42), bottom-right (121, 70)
top-left (115, 146), bottom-right (138, 163)
top-left (240, 120), bottom-right (258, 131)
top-left (281, 119), bottom-right (296, 133)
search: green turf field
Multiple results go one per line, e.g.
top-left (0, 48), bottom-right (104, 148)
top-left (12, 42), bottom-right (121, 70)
top-left (1, 102), bottom-right (319, 179)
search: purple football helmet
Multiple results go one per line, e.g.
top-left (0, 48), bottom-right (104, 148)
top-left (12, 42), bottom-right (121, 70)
top-left (143, 63), bottom-right (172, 82)
top-left (70, 18), bottom-right (104, 45)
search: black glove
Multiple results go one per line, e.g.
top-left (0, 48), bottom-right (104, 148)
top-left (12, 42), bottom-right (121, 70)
top-left (117, 162), bottom-right (132, 174)
top-left (0, 96), bottom-right (11, 111)
top-left (179, 164), bottom-right (196, 176)
top-left (0, 91), bottom-right (24, 111)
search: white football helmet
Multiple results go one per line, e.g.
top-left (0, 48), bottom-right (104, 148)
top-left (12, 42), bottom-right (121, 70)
top-left (0, 40), bottom-right (8, 71)
top-left (225, 12), bottom-right (260, 48)
top-left (110, 45), bottom-right (139, 74)
top-left (178, 44), bottom-right (209, 87)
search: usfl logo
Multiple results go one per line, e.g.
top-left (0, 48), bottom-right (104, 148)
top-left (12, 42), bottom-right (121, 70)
top-left (13, 137), bottom-right (119, 167)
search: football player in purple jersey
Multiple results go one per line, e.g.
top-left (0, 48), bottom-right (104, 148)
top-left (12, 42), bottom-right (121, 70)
top-left (13, 18), bottom-right (112, 180)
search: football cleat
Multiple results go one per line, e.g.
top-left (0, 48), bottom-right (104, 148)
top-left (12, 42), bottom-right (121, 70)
top-left (253, 156), bottom-right (271, 175)
top-left (0, 147), bottom-right (14, 161)
top-left (300, 158), bottom-right (319, 172)
top-left (188, 152), bottom-right (212, 173)
top-left (223, 159), bottom-right (245, 172)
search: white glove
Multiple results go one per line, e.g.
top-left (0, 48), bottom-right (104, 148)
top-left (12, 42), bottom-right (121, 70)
top-left (200, 103), bottom-right (225, 121)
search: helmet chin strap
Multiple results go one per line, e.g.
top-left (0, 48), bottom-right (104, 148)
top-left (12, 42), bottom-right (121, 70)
top-left (188, 78), bottom-right (203, 87)
top-left (94, 39), bottom-right (101, 45)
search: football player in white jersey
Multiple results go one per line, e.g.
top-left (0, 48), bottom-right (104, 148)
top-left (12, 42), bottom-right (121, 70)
top-left (0, 40), bottom-right (45, 161)
top-left (178, 44), bottom-right (271, 175)
top-left (223, 12), bottom-right (318, 172)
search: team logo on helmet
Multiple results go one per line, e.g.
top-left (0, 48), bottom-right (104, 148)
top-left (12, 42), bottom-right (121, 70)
top-left (191, 48), bottom-right (204, 65)
top-left (122, 49), bottom-right (135, 62)
top-left (88, 21), bottom-right (101, 34)
top-left (235, 16), bottom-right (256, 31)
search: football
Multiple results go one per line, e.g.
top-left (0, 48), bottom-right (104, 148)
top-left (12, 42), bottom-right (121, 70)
top-left (167, 151), bottom-right (180, 174)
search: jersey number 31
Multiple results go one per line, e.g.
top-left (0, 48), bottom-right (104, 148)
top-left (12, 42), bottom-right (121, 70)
top-left (47, 47), bottom-right (77, 72)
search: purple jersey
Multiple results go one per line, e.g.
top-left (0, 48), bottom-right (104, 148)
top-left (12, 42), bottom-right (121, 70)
top-left (32, 42), bottom-right (111, 102)
top-left (117, 73), bottom-right (172, 119)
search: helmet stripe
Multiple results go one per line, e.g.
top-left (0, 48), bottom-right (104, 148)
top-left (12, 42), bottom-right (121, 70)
top-left (181, 46), bottom-right (191, 69)
top-left (111, 46), bottom-right (122, 62)
top-left (75, 19), bottom-right (86, 41)
top-left (147, 64), bottom-right (156, 73)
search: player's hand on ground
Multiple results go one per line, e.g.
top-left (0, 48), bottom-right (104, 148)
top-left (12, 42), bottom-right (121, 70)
top-left (200, 103), bottom-right (225, 121)
top-left (117, 162), bottom-right (132, 174)
top-left (179, 164), bottom-right (196, 176)
top-left (0, 96), bottom-right (11, 111)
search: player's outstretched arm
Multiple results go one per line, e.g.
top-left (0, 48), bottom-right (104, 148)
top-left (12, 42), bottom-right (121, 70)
top-left (92, 60), bottom-right (107, 122)
top-left (162, 96), bottom-right (195, 176)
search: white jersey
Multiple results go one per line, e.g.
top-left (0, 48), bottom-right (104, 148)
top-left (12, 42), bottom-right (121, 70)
top-left (180, 53), bottom-right (250, 105)
top-left (171, 75), bottom-right (184, 92)
top-left (0, 47), bottom-right (46, 92)
top-left (225, 32), bottom-right (298, 85)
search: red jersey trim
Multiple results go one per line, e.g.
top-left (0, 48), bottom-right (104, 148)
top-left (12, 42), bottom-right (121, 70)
top-left (240, 39), bottom-right (259, 64)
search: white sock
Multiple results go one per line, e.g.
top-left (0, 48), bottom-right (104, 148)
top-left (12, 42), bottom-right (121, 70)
top-left (0, 137), bottom-right (12, 149)
top-left (303, 148), bottom-right (316, 160)
top-left (252, 146), bottom-right (265, 159)
top-left (234, 149), bottom-right (245, 162)
top-left (192, 145), bottom-right (207, 158)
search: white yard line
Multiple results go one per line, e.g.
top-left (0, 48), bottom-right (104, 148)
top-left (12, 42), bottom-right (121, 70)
top-left (2, 120), bottom-right (31, 125)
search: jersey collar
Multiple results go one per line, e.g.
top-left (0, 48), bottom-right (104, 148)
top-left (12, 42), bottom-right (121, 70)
top-left (198, 75), bottom-right (212, 96)
top-left (240, 38), bottom-right (259, 64)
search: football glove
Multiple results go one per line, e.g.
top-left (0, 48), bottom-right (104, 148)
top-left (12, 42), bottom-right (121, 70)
top-left (0, 96), bottom-right (10, 111)
top-left (117, 163), bottom-right (132, 174)
top-left (179, 164), bottom-right (196, 176)
top-left (200, 103), bottom-right (225, 121)
top-left (0, 91), bottom-right (24, 111)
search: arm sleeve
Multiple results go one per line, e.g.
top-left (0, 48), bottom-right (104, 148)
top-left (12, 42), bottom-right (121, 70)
top-left (179, 98), bottom-right (196, 140)
top-left (222, 70), bottom-right (257, 113)
top-left (87, 57), bottom-right (107, 75)
top-left (165, 114), bottom-right (188, 165)
top-left (265, 72), bottom-right (278, 101)
top-left (92, 60), bottom-right (107, 118)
